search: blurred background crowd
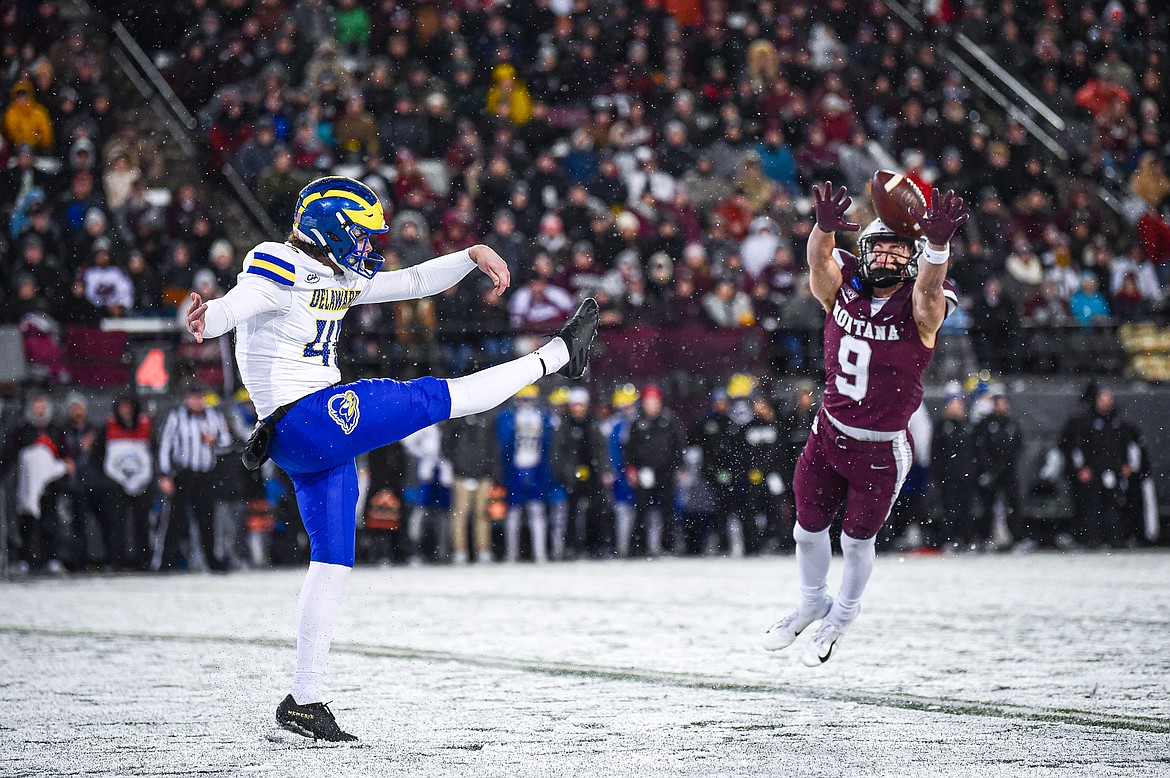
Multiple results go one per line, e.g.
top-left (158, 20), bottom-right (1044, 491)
top-left (3, 373), bottom-right (1155, 574)
top-left (1, 0), bottom-right (1168, 573)
top-left (3, 0), bottom-right (1170, 377)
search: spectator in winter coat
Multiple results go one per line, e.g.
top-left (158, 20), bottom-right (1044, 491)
top-left (1066, 389), bottom-right (1142, 548)
top-left (1069, 273), bottom-right (1111, 328)
top-left (623, 384), bottom-right (685, 557)
top-left (551, 387), bottom-right (612, 559)
top-left (740, 395), bottom-right (789, 554)
top-left (931, 394), bottom-right (977, 549)
top-left (83, 238), bottom-right (134, 316)
top-left (334, 94), bottom-right (379, 160)
top-left (682, 154), bottom-right (731, 213)
top-left (444, 410), bottom-right (500, 564)
top-left (970, 278), bottom-right (1020, 374)
top-left (702, 277), bottom-right (754, 328)
top-left (740, 216), bottom-right (786, 279)
top-left (95, 395), bottom-right (154, 571)
top-left (756, 128), bottom-right (800, 195)
top-left (2, 393), bottom-right (71, 573)
top-left (972, 392), bottom-right (1024, 549)
top-left (508, 275), bottom-right (575, 337)
top-left (60, 395), bottom-right (110, 569)
top-left (486, 64), bottom-right (533, 126)
top-left (3, 78), bottom-right (54, 151)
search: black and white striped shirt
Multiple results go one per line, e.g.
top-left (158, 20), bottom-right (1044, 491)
top-left (158, 406), bottom-right (233, 475)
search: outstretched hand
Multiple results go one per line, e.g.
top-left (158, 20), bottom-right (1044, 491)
top-left (910, 187), bottom-right (969, 247)
top-left (470, 244), bottom-right (511, 297)
top-left (186, 292), bottom-right (208, 343)
top-left (812, 181), bottom-right (860, 233)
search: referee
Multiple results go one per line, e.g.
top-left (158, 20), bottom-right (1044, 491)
top-left (156, 385), bottom-right (234, 571)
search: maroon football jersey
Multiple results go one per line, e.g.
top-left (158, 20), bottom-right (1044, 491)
top-left (820, 250), bottom-right (957, 433)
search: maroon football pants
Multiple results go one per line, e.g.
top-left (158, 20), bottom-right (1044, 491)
top-left (793, 411), bottom-right (914, 540)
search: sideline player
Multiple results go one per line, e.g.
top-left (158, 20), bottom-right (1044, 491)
top-left (762, 180), bottom-right (967, 665)
top-left (185, 177), bottom-right (599, 740)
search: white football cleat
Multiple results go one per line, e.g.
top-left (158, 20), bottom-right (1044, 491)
top-left (761, 595), bottom-right (832, 651)
top-left (800, 619), bottom-right (849, 667)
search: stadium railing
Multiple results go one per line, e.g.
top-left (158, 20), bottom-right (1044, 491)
top-left (70, 0), bottom-right (275, 247)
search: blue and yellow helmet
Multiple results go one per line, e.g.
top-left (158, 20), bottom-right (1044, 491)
top-left (292, 176), bottom-right (389, 278)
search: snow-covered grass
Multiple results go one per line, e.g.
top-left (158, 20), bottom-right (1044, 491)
top-left (3, 551), bottom-right (1168, 776)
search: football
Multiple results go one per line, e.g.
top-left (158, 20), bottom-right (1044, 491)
top-left (871, 170), bottom-right (928, 239)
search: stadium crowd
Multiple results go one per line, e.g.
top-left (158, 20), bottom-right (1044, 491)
top-left (1, 1), bottom-right (1168, 572)
top-left (3, 0), bottom-right (1170, 380)
top-left (2, 373), bottom-right (1155, 574)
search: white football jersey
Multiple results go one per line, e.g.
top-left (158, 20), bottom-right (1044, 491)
top-left (202, 241), bottom-right (476, 418)
top-left (234, 241), bottom-right (369, 417)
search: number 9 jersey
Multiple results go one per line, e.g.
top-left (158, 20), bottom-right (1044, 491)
top-left (821, 249), bottom-right (958, 434)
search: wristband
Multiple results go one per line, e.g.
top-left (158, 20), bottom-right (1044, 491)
top-left (923, 244), bottom-right (950, 265)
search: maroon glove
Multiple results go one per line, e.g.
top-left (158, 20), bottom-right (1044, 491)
top-left (911, 187), bottom-right (970, 246)
top-left (813, 181), bottom-right (860, 233)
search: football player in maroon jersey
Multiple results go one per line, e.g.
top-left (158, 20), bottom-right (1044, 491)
top-left (763, 180), bottom-right (968, 665)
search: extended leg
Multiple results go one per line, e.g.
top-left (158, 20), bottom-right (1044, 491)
top-left (446, 339), bottom-right (568, 419)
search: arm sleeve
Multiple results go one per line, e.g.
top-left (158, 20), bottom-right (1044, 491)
top-left (356, 249), bottom-right (476, 305)
top-left (202, 274), bottom-right (290, 338)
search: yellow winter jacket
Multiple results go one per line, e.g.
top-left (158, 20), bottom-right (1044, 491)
top-left (485, 64), bottom-right (533, 126)
top-left (3, 79), bottom-right (54, 150)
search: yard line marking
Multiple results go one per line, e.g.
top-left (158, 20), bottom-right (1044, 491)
top-left (4, 625), bottom-right (1167, 735)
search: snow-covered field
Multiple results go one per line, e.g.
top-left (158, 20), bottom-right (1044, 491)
top-left (3, 551), bottom-right (1168, 777)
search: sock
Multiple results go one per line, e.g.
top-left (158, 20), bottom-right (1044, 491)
top-left (290, 561), bottom-right (351, 705)
top-left (829, 533), bottom-right (876, 627)
top-left (793, 523), bottom-right (831, 615)
top-left (446, 339), bottom-right (569, 419)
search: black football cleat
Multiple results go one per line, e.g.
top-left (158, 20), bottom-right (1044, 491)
top-left (553, 298), bottom-right (600, 379)
top-left (276, 694), bottom-right (358, 742)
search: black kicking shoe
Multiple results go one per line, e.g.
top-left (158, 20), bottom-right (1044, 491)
top-left (553, 298), bottom-right (600, 379)
top-left (276, 694), bottom-right (358, 742)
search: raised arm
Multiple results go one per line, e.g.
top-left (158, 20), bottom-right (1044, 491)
top-left (808, 182), bottom-right (859, 311)
top-left (910, 187), bottom-right (969, 345)
top-left (357, 244), bottom-right (510, 305)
